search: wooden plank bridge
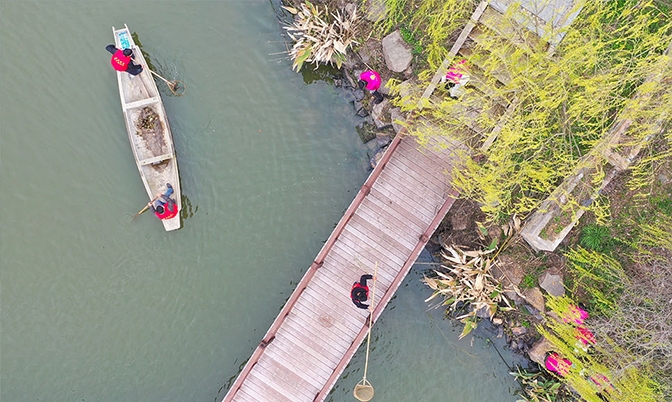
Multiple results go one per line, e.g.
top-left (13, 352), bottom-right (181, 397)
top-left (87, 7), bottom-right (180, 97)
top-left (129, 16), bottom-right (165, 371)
top-left (222, 1), bottom-right (578, 401)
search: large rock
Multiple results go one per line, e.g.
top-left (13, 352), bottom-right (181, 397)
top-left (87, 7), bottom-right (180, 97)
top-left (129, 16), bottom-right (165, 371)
top-left (382, 31), bottom-right (413, 72)
top-left (539, 271), bottom-right (565, 297)
top-left (511, 326), bottom-right (528, 336)
top-left (523, 287), bottom-right (546, 313)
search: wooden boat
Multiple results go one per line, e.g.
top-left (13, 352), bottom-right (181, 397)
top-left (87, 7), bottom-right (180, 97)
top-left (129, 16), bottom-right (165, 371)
top-left (112, 24), bottom-right (181, 231)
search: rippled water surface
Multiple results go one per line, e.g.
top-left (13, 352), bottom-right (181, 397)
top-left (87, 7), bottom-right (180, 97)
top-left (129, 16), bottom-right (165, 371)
top-left (0, 1), bottom-right (526, 401)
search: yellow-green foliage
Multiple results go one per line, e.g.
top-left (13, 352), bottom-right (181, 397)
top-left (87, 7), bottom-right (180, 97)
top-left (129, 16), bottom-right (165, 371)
top-left (637, 214), bottom-right (672, 252)
top-left (373, 0), bottom-right (408, 35)
top-left (540, 296), bottom-right (664, 402)
top-left (409, 0), bottom-right (474, 73)
top-left (394, 0), bottom-right (672, 222)
top-left (564, 246), bottom-right (626, 315)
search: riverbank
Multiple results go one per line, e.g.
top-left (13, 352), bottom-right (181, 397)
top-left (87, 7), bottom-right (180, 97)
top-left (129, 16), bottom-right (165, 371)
top-left (279, 0), bottom-right (541, 357)
top-left (280, 0), bottom-right (540, 351)
top-left (278, 0), bottom-right (672, 400)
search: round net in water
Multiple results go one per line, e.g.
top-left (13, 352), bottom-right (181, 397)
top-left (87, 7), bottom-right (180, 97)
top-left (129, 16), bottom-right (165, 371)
top-left (353, 381), bottom-right (374, 401)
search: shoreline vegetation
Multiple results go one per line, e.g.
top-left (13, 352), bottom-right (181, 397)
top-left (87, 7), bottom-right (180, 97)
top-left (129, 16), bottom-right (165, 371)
top-left (277, 0), bottom-right (672, 401)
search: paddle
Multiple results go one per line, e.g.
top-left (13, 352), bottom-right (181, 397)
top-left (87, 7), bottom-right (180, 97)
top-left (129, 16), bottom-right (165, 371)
top-left (131, 194), bottom-right (161, 221)
top-left (148, 69), bottom-right (185, 96)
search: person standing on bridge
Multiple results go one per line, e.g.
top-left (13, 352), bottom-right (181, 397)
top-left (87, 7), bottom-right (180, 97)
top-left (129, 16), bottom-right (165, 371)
top-left (351, 274), bottom-right (374, 310)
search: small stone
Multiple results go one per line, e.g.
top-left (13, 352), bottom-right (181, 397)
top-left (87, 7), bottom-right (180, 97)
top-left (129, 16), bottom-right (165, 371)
top-left (510, 341), bottom-right (518, 350)
top-left (525, 305), bottom-right (545, 321)
top-left (356, 106), bottom-right (369, 118)
top-left (492, 317), bottom-right (503, 325)
top-left (389, 107), bottom-right (404, 134)
top-left (363, 0), bottom-right (386, 22)
top-left (511, 326), bottom-right (528, 336)
top-left (376, 132), bottom-right (392, 148)
top-left (370, 147), bottom-right (387, 169)
top-left (363, 138), bottom-right (379, 153)
top-left (344, 2), bottom-right (357, 17)
top-left (475, 305), bottom-right (491, 319)
top-left (539, 272), bottom-right (565, 297)
top-left (528, 338), bottom-right (553, 365)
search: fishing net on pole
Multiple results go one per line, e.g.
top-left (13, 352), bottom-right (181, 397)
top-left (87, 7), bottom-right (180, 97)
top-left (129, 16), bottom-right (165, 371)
top-left (166, 80), bottom-right (186, 96)
top-left (150, 69), bottom-right (186, 96)
top-left (353, 262), bottom-right (378, 401)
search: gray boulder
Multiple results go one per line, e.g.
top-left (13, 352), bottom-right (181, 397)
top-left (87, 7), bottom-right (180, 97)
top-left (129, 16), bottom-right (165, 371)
top-left (539, 272), bottom-right (565, 297)
top-left (523, 287), bottom-right (546, 313)
top-left (382, 31), bottom-right (413, 72)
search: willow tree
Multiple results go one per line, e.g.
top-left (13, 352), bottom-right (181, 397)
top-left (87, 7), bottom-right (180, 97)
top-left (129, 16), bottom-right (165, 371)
top-left (389, 0), bottom-right (672, 223)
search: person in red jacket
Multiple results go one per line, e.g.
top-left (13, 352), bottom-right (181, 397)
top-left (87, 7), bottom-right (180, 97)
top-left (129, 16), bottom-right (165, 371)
top-left (351, 274), bottom-right (374, 310)
top-left (148, 183), bottom-right (178, 220)
top-left (105, 45), bottom-right (143, 76)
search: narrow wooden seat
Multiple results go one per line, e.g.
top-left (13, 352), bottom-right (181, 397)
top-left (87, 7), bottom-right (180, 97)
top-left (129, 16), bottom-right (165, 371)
top-left (123, 96), bottom-right (160, 110)
top-left (139, 153), bottom-right (173, 166)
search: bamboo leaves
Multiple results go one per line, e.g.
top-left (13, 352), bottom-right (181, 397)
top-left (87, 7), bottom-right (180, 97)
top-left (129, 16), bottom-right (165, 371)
top-left (423, 245), bottom-right (513, 339)
top-left (282, 2), bottom-right (359, 72)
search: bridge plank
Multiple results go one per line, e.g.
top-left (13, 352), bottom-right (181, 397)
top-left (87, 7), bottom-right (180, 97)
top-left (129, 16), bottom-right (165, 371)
top-left (332, 231), bottom-right (406, 269)
top-left (370, 176), bottom-right (438, 221)
top-left (285, 309), bottom-right (351, 351)
top-left (322, 247), bottom-right (394, 286)
top-left (254, 355), bottom-right (319, 400)
top-left (366, 188), bottom-right (434, 229)
top-left (243, 375), bottom-right (294, 402)
top-left (269, 335), bottom-right (333, 380)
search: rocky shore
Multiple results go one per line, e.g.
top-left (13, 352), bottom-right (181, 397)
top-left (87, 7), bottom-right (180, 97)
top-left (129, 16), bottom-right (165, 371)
top-left (281, 0), bottom-right (566, 370)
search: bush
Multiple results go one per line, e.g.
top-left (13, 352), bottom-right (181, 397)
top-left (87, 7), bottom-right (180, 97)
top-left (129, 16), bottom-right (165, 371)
top-left (579, 224), bottom-right (613, 252)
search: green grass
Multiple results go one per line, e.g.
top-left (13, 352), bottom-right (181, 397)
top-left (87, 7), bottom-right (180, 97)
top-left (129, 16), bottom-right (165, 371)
top-left (520, 274), bottom-right (536, 289)
top-left (579, 223), bottom-right (613, 252)
top-left (399, 26), bottom-right (423, 55)
top-left (653, 196), bottom-right (672, 216)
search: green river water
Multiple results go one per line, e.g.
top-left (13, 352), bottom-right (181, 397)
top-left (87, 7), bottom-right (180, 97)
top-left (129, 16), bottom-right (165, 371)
top-left (0, 1), bottom-right (526, 401)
